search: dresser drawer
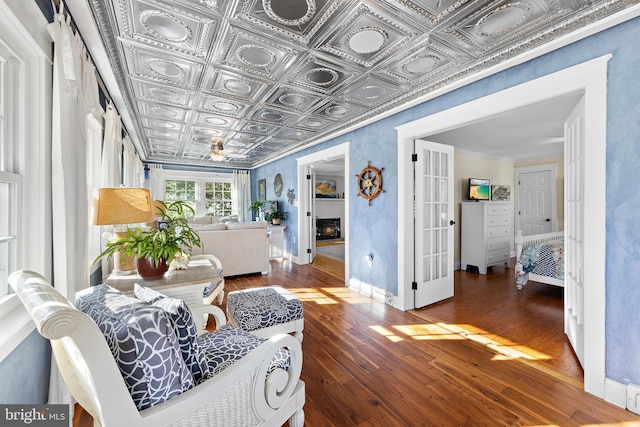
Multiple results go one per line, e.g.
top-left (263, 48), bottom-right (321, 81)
top-left (487, 225), bottom-right (508, 239)
top-left (486, 249), bottom-right (509, 265)
top-left (486, 238), bottom-right (509, 252)
top-left (487, 214), bottom-right (509, 227)
top-left (488, 204), bottom-right (510, 215)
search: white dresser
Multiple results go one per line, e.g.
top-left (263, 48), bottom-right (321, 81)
top-left (460, 201), bottom-right (511, 274)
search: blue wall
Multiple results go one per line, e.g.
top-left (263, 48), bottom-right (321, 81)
top-left (0, 330), bottom-right (51, 403)
top-left (254, 17), bottom-right (640, 386)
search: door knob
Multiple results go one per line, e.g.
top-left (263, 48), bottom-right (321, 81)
top-left (450, 220), bottom-right (456, 225)
top-left (545, 219), bottom-right (551, 222)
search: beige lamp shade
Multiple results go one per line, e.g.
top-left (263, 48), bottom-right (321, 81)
top-left (91, 188), bottom-right (154, 225)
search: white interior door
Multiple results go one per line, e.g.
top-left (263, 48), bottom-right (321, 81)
top-left (517, 169), bottom-right (554, 235)
top-left (306, 166), bottom-right (316, 263)
top-left (565, 97), bottom-right (585, 368)
top-left (414, 139), bottom-right (455, 308)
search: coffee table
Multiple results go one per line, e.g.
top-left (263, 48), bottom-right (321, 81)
top-left (103, 256), bottom-right (224, 310)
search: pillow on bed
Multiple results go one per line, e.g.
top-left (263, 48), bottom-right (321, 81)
top-left (75, 284), bottom-right (193, 410)
top-left (134, 284), bottom-right (211, 384)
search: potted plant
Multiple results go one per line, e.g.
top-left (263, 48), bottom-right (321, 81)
top-left (94, 200), bottom-right (202, 279)
top-left (267, 206), bottom-right (287, 225)
top-left (250, 200), bottom-right (265, 221)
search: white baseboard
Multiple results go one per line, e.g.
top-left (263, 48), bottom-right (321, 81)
top-left (604, 377), bottom-right (640, 414)
top-left (348, 278), bottom-right (396, 307)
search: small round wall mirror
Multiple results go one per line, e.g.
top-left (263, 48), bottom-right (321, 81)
top-left (274, 173), bottom-right (283, 197)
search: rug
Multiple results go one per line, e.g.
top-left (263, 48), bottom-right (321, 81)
top-left (316, 243), bottom-right (345, 261)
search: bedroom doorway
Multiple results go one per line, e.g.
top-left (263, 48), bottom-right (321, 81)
top-left (397, 55), bottom-right (609, 398)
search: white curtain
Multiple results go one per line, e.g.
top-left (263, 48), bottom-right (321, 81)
top-left (50, 0), bottom-right (100, 409)
top-left (101, 103), bottom-right (122, 187)
top-left (148, 164), bottom-right (165, 200)
top-left (122, 135), bottom-right (143, 187)
top-left (232, 170), bottom-right (251, 222)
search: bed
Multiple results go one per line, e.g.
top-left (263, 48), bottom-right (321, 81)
top-left (515, 230), bottom-right (565, 290)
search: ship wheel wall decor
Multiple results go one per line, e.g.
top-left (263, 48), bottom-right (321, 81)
top-left (356, 161), bottom-right (385, 206)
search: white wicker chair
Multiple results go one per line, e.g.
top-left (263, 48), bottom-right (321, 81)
top-left (9, 271), bottom-right (305, 427)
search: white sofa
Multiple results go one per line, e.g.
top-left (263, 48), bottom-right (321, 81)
top-left (188, 218), bottom-right (270, 277)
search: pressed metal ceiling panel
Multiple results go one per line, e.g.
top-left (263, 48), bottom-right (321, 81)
top-left (83, 0), bottom-right (638, 168)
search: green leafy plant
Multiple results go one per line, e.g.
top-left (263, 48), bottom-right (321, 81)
top-left (94, 200), bottom-right (202, 267)
top-left (249, 199), bottom-right (264, 214)
top-left (266, 205), bottom-right (287, 223)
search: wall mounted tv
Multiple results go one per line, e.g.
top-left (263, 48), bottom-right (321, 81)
top-left (469, 178), bottom-right (490, 201)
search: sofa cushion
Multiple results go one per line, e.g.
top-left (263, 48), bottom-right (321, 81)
top-left (197, 325), bottom-right (290, 375)
top-left (191, 223), bottom-right (227, 231)
top-left (226, 221), bottom-right (268, 230)
top-left (188, 216), bottom-right (212, 225)
top-left (75, 285), bottom-right (193, 410)
top-left (134, 284), bottom-right (211, 384)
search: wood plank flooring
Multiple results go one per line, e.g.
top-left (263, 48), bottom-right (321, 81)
top-left (74, 259), bottom-right (640, 426)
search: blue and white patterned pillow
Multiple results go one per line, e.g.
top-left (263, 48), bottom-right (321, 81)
top-left (134, 284), bottom-right (211, 384)
top-left (75, 285), bottom-right (193, 410)
top-left (197, 325), bottom-right (290, 375)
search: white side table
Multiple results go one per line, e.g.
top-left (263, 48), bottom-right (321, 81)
top-left (269, 225), bottom-right (287, 260)
top-left (103, 257), bottom-right (224, 310)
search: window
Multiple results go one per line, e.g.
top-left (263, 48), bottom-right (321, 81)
top-left (205, 181), bottom-right (232, 217)
top-left (0, 42), bottom-right (19, 297)
top-left (165, 179), bottom-right (197, 214)
top-left (163, 172), bottom-right (233, 218)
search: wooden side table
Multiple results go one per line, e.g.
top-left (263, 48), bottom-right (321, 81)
top-left (103, 257), bottom-right (224, 310)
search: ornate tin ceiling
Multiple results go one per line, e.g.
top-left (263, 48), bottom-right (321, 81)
top-left (85, 0), bottom-right (636, 168)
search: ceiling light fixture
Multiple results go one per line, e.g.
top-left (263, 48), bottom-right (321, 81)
top-left (210, 138), bottom-right (225, 161)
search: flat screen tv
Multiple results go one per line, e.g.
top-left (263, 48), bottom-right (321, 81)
top-left (469, 178), bottom-right (490, 201)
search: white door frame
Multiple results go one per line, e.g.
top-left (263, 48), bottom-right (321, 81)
top-left (396, 55), bottom-right (609, 399)
top-left (296, 142), bottom-right (350, 285)
top-left (514, 164), bottom-right (558, 234)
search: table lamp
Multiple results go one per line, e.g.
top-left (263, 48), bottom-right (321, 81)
top-left (91, 187), bottom-right (154, 275)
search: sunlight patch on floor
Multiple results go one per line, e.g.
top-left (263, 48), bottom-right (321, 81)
top-left (321, 287), bottom-right (374, 304)
top-left (393, 324), bottom-right (465, 341)
top-left (367, 321), bottom-right (553, 362)
top-left (368, 325), bottom-right (404, 342)
top-left (287, 288), bottom-right (338, 304)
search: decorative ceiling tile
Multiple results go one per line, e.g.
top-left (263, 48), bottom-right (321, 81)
top-left (193, 113), bottom-right (240, 130)
top-left (313, 99), bottom-right (367, 122)
top-left (440, 0), bottom-right (562, 55)
top-left (202, 68), bottom-right (269, 101)
top-left (340, 75), bottom-right (404, 107)
top-left (84, 0), bottom-right (638, 168)
top-left (140, 117), bottom-right (186, 133)
top-left (136, 101), bottom-right (189, 122)
top-left (287, 54), bottom-right (358, 94)
top-left (318, 2), bottom-right (421, 67)
top-left (114, 0), bottom-right (218, 58)
top-left (263, 86), bottom-right (324, 113)
top-left (122, 42), bottom-right (204, 88)
top-left (199, 95), bottom-right (252, 117)
top-left (218, 27), bottom-right (300, 80)
top-left (231, 0), bottom-right (346, 46)
top-left (131, 79), bottom-right (194, 108)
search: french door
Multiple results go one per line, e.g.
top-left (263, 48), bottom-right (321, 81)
top-left (414, 139), bottom-right (455, 308)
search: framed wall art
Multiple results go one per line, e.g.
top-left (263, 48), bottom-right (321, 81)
top-left (491, 185), bottom-right (511, 201)
top-left (258, 178), bottom-right (266, 201)
top-left (315, 178), bottom-right (337, 198)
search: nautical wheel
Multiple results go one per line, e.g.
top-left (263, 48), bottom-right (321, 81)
top-left (356, 161), bottom-right (384, 206)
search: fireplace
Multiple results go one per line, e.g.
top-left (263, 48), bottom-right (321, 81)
top-left (316, 218), bottom-right (341, 240)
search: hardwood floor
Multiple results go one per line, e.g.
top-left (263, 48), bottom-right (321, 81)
top-left (74, 259), bottom-right (640, 426)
